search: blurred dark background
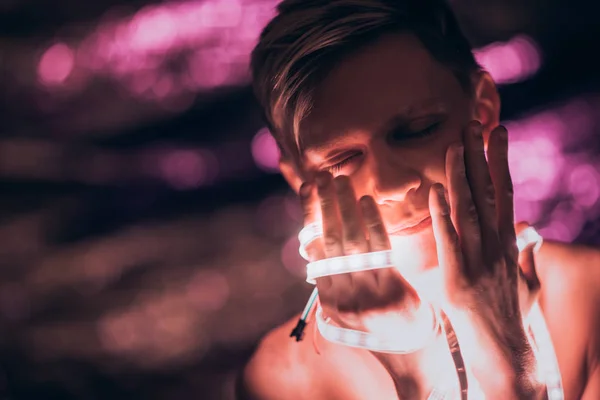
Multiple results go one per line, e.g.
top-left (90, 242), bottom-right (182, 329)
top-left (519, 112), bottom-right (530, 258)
top-left (0, 0), bottom-right (599, 399)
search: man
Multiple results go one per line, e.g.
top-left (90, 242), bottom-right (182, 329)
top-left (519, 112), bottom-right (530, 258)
top-left (237, 0), bottom-right (600, 398)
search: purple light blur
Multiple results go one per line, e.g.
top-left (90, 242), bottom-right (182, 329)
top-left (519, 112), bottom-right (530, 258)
top-left (159, 149), bottom-right (217, 189)
top-left (568, 163), bottom-right (600, 209)
top-left (38, 42), bottom-right (75, 85)
top-left (281, 235), bottom-right (306, 278)
top-left (251, 128), bottom-right (280, 173)
top-left (504, 98), bottom-right (600, 239)
top-left (474, 35), bottom-right (542, 84)
top-left (186, 270), bottom-right (230, 312)
top-left (68, 0), bottom-right (273, 100)
top-left (38, 1), bottom-right (541, 104)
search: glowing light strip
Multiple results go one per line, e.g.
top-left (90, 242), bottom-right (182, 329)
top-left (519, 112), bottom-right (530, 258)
top-left (315, 303), bottom-right (440, 354)
top-left (526, 302), bottom-right (564, 400)
top-left (306, 250), bottom-right (393, 284)
top-left (296, 222), bottom-right (563, 399)
top-left (298, 221), bottom-right (321, 260)
top-left (517, 226), bottom-right (544, 252)
top-left (299, 223), bottom-right (544, 268)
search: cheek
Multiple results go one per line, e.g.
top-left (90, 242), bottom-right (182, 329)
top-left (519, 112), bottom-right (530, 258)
top-left (424, 107), bottom-right (473, 182)
top-left (420, 134), bottom-right (456, 184)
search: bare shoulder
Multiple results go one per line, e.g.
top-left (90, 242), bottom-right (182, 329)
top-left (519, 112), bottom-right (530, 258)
top-left (537, 240), bottom-right (600, 285)
top-left (535, 240), bottom-right (600, 398)
top-left (536, 240), bottom-right (600, 318)
top-left (237, 315), bottom-right (322, 400)
top-left (237, 312), bottom-right (398, 400)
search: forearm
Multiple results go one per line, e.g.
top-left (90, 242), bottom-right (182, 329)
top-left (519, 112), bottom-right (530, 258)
top-left (373, 328), bottom-right (549, 400)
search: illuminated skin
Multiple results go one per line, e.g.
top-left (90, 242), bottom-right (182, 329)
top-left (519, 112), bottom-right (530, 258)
top-left (240, 33), bottom-right (600, 399)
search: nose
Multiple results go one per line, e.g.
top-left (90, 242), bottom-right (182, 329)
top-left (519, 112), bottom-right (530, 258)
top-left (370, 155), bottom-right (422, 205)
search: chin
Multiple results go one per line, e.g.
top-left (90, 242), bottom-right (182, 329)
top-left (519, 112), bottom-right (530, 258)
top-left (389, 229), bottom-right (438, 274)
top-left (389, 231), bottom-right (443, 304)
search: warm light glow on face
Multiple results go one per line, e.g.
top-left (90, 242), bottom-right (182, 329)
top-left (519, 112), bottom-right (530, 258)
top-left (388, 234), bottom-right (431, 275)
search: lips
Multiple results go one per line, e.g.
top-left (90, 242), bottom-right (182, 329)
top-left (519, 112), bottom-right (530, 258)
top-left (387, 216), bottom-right (432, 236)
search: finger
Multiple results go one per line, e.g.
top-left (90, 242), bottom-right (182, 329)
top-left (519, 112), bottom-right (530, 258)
top-left (430, 182), bottom-right (465, 300)
top-left (330, 175), bottom-right (373, 310)
top-left (463, 121), bottom-right (501, 267)
top-left (514, 222), bottom-right (540, 311)
top-left (299, 182), bottom-right (326, 261)
top-left (358, 195), bottom-right (395, 291)
top-left (315, 172), bottom-right (344, 258)
top-left (333, 176), bottom-right (369, 255)
top-left (514, 222), bottom-right (539, 287)
top-left (299, 181), bottom-right (331, 290)
top-left (446, 142), bottom-right (481, 278)
top-left (315, 172), bottom-right (352, 294)
top-left (487, 126), bottom-right (518, 279)
top-left (518, 247), bottom-right (539, 290)
top-left (517, 248), bottom-right (539, 316)
top-left (332, 176), bottom-right (381, 311)
top-left (358, 195), bottom-right (391, 252)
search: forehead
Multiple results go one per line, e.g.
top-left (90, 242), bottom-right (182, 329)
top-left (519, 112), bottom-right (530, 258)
top-left (300, 33), bottom-right (464, 153)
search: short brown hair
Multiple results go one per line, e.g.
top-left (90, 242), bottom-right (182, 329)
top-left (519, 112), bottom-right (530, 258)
top-left (251, 0), bottom-right (480, 157)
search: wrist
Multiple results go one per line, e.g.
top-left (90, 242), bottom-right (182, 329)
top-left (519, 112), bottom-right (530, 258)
top-left (372, 326), bottom-right (452, 399)
top-left (473, 361), bottom-right (545, 399)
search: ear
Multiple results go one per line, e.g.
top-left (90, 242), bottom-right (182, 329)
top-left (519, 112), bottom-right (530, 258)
top-left (471, 71), bottom-right (501, 146)
top-left (279, 157), bottom-right (304, 194)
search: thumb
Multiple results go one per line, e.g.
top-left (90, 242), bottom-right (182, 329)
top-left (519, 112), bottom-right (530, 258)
top-left (515, 221), bottom-right (541, 316)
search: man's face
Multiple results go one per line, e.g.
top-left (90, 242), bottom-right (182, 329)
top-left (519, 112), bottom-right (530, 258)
top-left (290, 33), bottom-right (488, 270)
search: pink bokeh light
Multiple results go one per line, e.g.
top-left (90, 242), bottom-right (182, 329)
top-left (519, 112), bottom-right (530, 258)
top-left (504, 97), bottom-right (600, 240)
top-left (185, 270), bottom-right (230, 312)
top-left (281, 235), bottom-right (306, 278)
top-left (475, 35), bottom-right (542, 85)
top-left (40, 1), bottom-right (543, 103)
top-left (568, 163), bottom-right (600, 209)
top-left (38, 42), bottom-right (75, 85)
top-left (67, 0), bottom-right (273, 100)
top-left (251, 127), bottom-right (280, 173)
top-left (159, 149), bottom-right (217, 189)
top-left (509, 136), bottom-right (563, 201)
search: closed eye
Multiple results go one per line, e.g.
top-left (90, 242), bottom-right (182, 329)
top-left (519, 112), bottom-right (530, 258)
top-left (415, 122), bottom-right (441, 137)
top-left (321, 120), bottom-right (443, 174)
top-left (391, 121), bottom-right (442, 141)
top-left (325, 153), bottom-right (362, 175)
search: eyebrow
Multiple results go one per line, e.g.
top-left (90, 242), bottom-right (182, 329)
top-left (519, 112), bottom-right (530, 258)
top-left (300, 97), bottom-right (445, 156)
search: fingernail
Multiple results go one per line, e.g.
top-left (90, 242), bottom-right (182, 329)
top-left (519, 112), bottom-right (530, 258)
top-left (332, 176), bottom-right (343, 189)
top-left (455, 144), bottom-right (464, 157)
top-left (434, 183), bottom-right (445, 197)
top-left (315, 172), bottom-right (330, 188)
top-left (434, 184), bottom-right (449, 215)
top-left (471, 121), bottom-right (483, 137)
top-left (359, 195), bottom-right (375, 208)
top-left (299, 182), bottom-right (313, 198)
top-left (498, 126), bottom-right (508, 141)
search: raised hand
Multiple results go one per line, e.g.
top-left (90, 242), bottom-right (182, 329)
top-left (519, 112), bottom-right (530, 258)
top-left (299, 172), bottom-right (427, 338)
top-left (429, 121), bottom-right (542, 396)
